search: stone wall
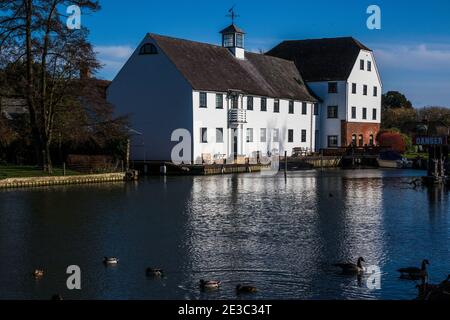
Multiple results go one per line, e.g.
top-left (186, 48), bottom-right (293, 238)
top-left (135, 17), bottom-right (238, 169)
top-left (0, 173), bottom-right (128, 189)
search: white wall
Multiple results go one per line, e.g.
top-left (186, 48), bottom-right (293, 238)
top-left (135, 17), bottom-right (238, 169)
top-left (192, 91), bottom-right (229, 163)
top-left (307, 81), bottom-right (347, 149)
top-left (347, 50), bottom-right (382, 124)
top-left (192, 91), bottom-right (317, 162)
top-left (107, 35), bottom-right (193, 161)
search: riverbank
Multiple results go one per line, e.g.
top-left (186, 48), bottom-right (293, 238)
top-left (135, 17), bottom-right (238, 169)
top-left (0, 172), bottom-right (132, 189)
top-left (0, 165), bottom-right (80, 179)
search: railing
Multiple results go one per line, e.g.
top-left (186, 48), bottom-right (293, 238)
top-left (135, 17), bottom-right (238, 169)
top-left (228, 108), bottom-right (247, 124)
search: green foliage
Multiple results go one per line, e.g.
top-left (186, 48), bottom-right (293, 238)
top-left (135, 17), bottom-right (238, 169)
top-left (382, 91), bottom-right (413, 110)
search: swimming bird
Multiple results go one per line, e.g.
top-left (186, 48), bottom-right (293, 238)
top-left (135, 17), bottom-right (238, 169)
top-left (103, 257), bottom-right (119, 265)
top-left (51, 294), bottom-right (63, 301)
top-left (146, 268), bottom-right (163, 277)
top-left (32, 269), bottom-right (44, 279)
top-left (199, 280), bottom-right (221, 290)
top-left (329, 193), bottom-right (334, 198)
top-left (334, 257), bottom-right (365, 274)
top-left (236, 284), bottom-right (257, 294)
top-left (397, 259), bottom-right (429, 280)
top-left (438, 275), bottom-right (450, 292)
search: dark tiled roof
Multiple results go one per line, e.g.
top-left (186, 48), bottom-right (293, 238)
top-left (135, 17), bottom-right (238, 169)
top-left (149, 33), bottom-right (317, 102)
top-left (220, 24), bottom-right (245, 34)
top-left (266, 37), bottom-right (372, 82)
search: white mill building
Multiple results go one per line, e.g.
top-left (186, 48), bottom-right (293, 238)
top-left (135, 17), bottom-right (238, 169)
top-left (107, 22), bottom-right (381, 164)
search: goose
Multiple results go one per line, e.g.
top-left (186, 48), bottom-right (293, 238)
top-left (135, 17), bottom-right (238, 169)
top-left (397, 259), bottom-right (429, 280)
top-left (103, 257), bottom-right (119, 265)
top-left (146, 268), bottom-right (163, 277)
top-left (32, 269), bottom-right (44, 279)
top-left (438, 275), bottom-right (450, 293)
top-left (199, 280), bottom-right (221, 290)
top-left (236, 284), bottom-right (257, 294)
top-left (334, 257), bottom-right (365, 274)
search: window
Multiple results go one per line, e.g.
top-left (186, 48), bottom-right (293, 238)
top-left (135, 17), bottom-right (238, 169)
top-left (373, 86), bottom-right (378, 97)
top-left (327, 106), bottom-right (338, 119)
top-left (302, 102), bottom-right (307, 115)
top-left (289, 101), bottom-right (294, 114)
top-left (352, 134), bottom-right (357, 146)
top-left (328, 136), bottom-right (338, 148)
top-left (236, 33), bottom-right (244, 48)
top-left (216, 128), bottom-right (224, 143)
top-left (260, 128), bottom-right (267, 143)
top-left (223, 34), bottom-right (234, 47)
top-left (328, 82), bottom-right (338, 93)
top-left (363, 85), bottom-right (368, 96)
top-left (231, 95), bottom-right (239, 109)
top-left (369, 135), bottom-right (374, 146)
top-left (247, 97), bottom-right (253, 110)
top-left (313, 103), bottom-right (319, 116)
top-left (359, 135), bottom-right (364, 146)
top-left (352, 83), bottom-right (357, 94)
top-left (367, 61), bottom-right (372, 71)
top-left (139, 43), bottom-right (158, 55)
top-left (216, 94), bottom-right (223, 109)
top-left (274, 99), bottom-right (280, 113)
top-left (261, 98), bottom-right (267, 111)
top-left (288, 129), bottom-right (294, 143)
top-left (360, 59), bottom-right (365, 70)
top-left (362, 108), bottom-right (367, 120)
top-left (372, 108), bottom-right (377, 120)
top-left (201, 128), bottom-right (207, 143)
top-left (351, 107), bottom-right (357, 119)
top-left (273, 129), bottom-right (279, 142)
top-left (246, 128), bottom-right (254, 143)
top-left (199, 92), bottom-right (207, 108)
top-left (301, 130), bottom-right (307, 143)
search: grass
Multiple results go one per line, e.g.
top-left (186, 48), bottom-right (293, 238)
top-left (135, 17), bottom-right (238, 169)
top-left (403, 152), bottom-right (429, 160)
top-left (0, 165), bottom-right (81, 180)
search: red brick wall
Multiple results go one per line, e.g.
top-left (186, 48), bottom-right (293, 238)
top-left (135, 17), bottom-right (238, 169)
top-left (341, 121), bottom-right (381, 146)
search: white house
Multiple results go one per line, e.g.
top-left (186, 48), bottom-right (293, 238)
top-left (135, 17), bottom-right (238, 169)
top-left (107, 24), bottom-right (382, 163)
top-left (267, 37), bottom-right (382, 149)
top-left (107, 24), bottom-right (319, 163)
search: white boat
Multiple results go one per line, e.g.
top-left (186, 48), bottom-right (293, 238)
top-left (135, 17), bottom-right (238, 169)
top-left (377, 158), bottom-right (413, 169)
top-left (377, 159), bottom-right (403, 169)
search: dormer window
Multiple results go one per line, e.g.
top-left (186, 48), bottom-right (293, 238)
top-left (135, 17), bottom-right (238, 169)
top-left (139, 43), bottom-right (158, 55)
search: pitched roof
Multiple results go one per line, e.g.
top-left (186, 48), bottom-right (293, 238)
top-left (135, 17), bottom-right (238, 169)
top-left (266, 37), bottom-right (372, 82)
top-left (148, 33), bottom-right (317, 102)
top-left (220, 24), bottom-right (245, 34)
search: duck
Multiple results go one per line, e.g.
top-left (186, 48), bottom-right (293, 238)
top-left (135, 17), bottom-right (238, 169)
top-left (51, 294), bottom-right (63, 301)
top-left (397, 259), bottom-right (429, 280)
top-left (236, 284), bottom-right (257, 294)
top-left (146, 268), bottom-right (163, 277)
top-left (199, 280), bottom-right (221, 290)
top-left (103, 257), bottom-right (119, 265)
top-left (32, 269), bottom-right (44, 279)
top-left (334, 257), bottom-right (365, 274)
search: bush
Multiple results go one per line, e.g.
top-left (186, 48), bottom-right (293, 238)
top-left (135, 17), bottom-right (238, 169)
top-left (377, 130), bottom-right (407, 154)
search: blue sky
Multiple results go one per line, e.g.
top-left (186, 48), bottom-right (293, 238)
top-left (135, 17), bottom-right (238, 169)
top-left (82, 0), bottom-right (450, 107)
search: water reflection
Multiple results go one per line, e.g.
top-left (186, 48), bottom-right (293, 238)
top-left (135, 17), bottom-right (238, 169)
top-left (0, 170), bottom-right (449, 300)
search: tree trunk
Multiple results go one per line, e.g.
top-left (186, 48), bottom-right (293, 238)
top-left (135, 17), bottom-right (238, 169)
top-left (42, 138), bottom-right (53, 174)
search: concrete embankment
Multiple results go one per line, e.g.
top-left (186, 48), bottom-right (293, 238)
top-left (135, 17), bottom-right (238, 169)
top-left (0, 172), bottom-right (137, 189)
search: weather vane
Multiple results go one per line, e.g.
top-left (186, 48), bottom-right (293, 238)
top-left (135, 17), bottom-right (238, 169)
top-left (226, 5), bottom-right (240, 24)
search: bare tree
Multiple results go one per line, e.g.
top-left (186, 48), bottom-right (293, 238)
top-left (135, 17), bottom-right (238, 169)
top-left (0, 0), bottom-right (100, 172)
